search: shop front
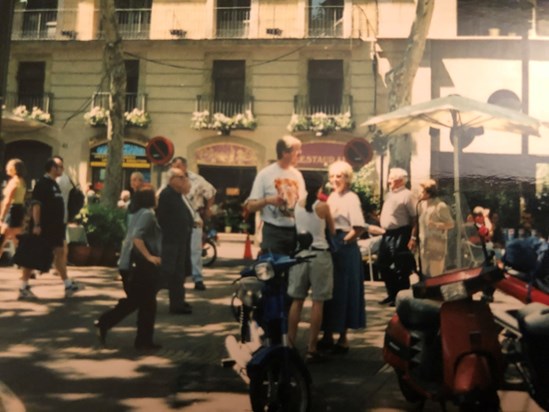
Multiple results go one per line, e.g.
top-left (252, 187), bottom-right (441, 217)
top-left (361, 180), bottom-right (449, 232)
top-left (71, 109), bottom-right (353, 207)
top-left (89, 142), bottom-right (151, 192)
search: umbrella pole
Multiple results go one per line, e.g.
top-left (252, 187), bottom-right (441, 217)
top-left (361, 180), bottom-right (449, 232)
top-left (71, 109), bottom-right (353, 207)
top-left (452, 126), bottom-right (463, 268)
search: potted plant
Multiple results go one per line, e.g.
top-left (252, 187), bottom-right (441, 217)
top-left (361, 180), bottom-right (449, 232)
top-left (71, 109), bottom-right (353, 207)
top-left (124, 107), bottom-right (151, 128)
top-left (76, 204), bottom-right (127, 266)
top-left (12, 105), bottom-right (53, 125)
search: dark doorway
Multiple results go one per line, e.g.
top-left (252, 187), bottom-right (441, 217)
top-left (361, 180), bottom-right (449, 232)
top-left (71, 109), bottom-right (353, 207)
top-left (198, 165), bottom-right (256, 232)
top-left (308, 60), bottom-right (343, 114)
top-left (4, 140), bottom-right (52, 188)
top-left (213, 60), bottom-right (245, 114)
top-left (17, 61), bottom-right (46, 109)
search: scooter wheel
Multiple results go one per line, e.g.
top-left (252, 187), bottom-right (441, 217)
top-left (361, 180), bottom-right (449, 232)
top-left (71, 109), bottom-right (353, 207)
top-left (249, 357), bottom-right (310, 412)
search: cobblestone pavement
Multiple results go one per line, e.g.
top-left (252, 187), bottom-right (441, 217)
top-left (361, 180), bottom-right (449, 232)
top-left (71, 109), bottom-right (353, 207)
top-left (0, 236), bottom-right (543, 411)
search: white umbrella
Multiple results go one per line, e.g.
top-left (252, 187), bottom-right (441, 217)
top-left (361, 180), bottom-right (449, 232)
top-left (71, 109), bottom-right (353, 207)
top-left (361, 94), bottom-right (542, 267)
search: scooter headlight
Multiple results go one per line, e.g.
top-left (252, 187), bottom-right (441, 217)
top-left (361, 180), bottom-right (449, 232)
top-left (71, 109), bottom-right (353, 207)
top-left (255, 261), bottom-right (275, 281)
top-left (440, 281), bottom-right (467, 301)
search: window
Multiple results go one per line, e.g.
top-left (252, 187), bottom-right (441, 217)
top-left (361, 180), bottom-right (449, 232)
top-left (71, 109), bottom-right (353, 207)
top-left (22, 0), bottom-right (58, 39)
top-left (125, 60), bottom-right (140, 111)
top-left (537, 0), bottom-right (549, 36)
top-left (457, 0), bottom-right (531, 36)
top-left (17, 62), bottom-right (46, 109)
top-left (309, 0), bottom-right (344, 37)
top-left (216, 0), bottom-right (250, 38)
top-left (213, 60), bottom-right (246, 114)
top-left (308, 60), bottom-right (343, 114)
top-left (114, 0), bottom-right (151, 39)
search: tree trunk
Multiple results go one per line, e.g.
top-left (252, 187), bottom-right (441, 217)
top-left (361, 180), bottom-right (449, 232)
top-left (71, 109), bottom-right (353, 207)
top-left (100, 0), bottom-right (126, 208)
top-left (385, 0), bottom-right (435, 173)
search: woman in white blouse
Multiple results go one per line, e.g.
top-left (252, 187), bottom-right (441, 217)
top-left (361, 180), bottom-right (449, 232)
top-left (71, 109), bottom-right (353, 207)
top-left (318, 161), bottom-right (384, 354)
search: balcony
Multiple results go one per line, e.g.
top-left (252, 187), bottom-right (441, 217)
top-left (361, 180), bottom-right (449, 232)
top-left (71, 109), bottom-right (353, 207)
top-left (289, 95), bottom-right (354, 135)
top-left (307, 5), bottom-right (344, 38)
top-left (97, 9), bottom-right (151, 40)
top-left (192, 95), bottom-right (256, 134)
top-left (4, 92), bottom-right (53, 113)
top-left (215, 7), bottom-right (251, 38)
top-left (91, 92), bottom-right (147, 113)
top-left (11, 8), bottom-right (75, 40)
top-left (457, 2), bottom-right (531, 36)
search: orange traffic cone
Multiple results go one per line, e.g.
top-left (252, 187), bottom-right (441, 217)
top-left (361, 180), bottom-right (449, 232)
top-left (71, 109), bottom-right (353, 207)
top-left (243, 234), bottom-right (253, 260)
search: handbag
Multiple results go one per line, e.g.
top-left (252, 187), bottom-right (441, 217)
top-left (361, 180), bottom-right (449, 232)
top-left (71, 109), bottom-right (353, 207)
top-left (13, 234), bottom-right (54, 272)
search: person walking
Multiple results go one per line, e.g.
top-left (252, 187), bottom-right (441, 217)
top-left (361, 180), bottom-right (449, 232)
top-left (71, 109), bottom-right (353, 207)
top-left (170, 157), bottom-right (215, 291)
top-left (287, 172), bottom-right (335, 363)
top-left (127, 171), bottom-right (145, 213)
top-left (318, 161), bottom-right (384, 354)
top-left (15, 158), bottom-right (84, 300)
top-left (245, 135), bottom-right (306, 255)
top-left (377, 168), bottom-right (417, 307)
top-left (417, 179), bottom-right (454, 277)
top-left (157, 168), bottom-right (193, 314)
top-left (0, 158), bottom-right (27, 258)
top-left (95, 185), bottom-right (163, 350)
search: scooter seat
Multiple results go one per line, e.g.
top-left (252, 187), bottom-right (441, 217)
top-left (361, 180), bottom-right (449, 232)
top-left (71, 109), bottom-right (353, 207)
top-left (396, 291), bottom-right (441, 330)
top-left (517, 302), bottom-right (549, 337)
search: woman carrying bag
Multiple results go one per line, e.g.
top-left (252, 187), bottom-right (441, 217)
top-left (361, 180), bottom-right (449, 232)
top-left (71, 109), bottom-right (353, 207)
top-left (94, 185), bottom-right (163, 351)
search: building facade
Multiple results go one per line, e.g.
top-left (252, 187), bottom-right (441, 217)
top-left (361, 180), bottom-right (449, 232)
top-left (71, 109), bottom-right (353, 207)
top-left (4, 0), bottom-right (549, 226)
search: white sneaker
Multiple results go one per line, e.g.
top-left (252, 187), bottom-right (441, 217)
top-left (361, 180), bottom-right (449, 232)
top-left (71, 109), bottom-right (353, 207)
top-left (65, 282), bottom-right (85, 298)
top-left (18, 286), bottom-right (38, 300)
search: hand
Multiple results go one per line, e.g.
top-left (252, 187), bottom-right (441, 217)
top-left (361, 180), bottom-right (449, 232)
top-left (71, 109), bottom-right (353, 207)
top-left (148, 256), bottom-right (161, 266)
top-left (407, 238), bottom-right (417, 251)
top-left (271, 195), bottom-right (286, 207)
top-left (32, 226), bottom-right (41, 236)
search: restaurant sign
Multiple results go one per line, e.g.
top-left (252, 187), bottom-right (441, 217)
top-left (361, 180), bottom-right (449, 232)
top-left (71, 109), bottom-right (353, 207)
top-left (298, 141), bottom-right (346, 169)
top-left (90, 142), bottom-right (150, 169)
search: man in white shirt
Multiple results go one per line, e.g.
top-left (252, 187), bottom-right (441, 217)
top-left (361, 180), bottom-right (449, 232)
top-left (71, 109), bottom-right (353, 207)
top-left (377, 168), bottom-right (418, 306)
top-left (245, 135), bottom-right (306, 255)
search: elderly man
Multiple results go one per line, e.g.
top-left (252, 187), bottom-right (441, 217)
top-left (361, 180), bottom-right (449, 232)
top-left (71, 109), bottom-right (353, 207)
top-left (171, 157), bottom-right (215, 291)
top-left (377, 168), bottom-right (418, 307)
top-left (157, 168), bottom-right (193, 314)
top-left (245, 135), bottom-right (306, 255)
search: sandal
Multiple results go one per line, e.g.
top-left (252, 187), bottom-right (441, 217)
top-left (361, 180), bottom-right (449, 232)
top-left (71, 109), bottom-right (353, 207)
top-left (305, 351), bottom-right (328, 364)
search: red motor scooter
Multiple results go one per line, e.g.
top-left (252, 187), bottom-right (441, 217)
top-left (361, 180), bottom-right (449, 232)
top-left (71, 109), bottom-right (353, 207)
top-left (383, 221), bottom-right (505, 411)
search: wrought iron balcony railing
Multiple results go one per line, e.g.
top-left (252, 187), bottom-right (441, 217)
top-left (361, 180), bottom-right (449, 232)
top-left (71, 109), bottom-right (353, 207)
top-left (195, 95), bottom-right (254, 117)
top-left (293, 94), bottom-right (352, 116)
top-left (307, 5), bottom-right (344, 38)
top-left (91, 92), bottom-right (147, 112)
top-left (215, 7), bottom-right (251, 39)
top-left (12, 9), bottom-right (60, 40)
top-left (4, 92), bottom-right (53, 114)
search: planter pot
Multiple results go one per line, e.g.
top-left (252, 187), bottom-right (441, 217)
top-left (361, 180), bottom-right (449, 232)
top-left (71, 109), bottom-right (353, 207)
top-left (68, 243), bottom-right (91, 266)
top-left (88, 245), bottom-right (105, 266)
top-left (225, 225), bottom-right (232, 233)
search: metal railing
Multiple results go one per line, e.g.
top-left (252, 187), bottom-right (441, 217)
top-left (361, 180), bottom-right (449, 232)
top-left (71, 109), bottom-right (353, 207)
top-left (4, 92), bottom-right (53, 113)
top-left (12, 9), bottom-right (58, 40)
top-left (293, 94), bottom-right (352, 116)
top-left (307, 5), bottom-right (344, 38)
top-left (195, 95), bottom-right (254, 117)
top-left (215, 7), bottom-right (250, 39)
top-left (97, 9), bottom-right (151, 39)
top-left (92, 92), bottom-right (147, 112)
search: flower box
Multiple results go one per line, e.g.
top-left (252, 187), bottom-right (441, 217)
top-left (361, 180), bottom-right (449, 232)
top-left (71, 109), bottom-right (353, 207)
top-left (191, 110), bottom-right (257, 134)
top-left (287, 111), bottom-right (355, 136)
top-left (12, 105), bottom-right (53, 125)
top-left (84, 106), bottom-right (151, 128)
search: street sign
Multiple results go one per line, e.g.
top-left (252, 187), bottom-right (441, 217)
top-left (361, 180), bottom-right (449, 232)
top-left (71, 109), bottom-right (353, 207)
top-left (344, 138), bottom-right (373, 169)
top-left (146, 136), bottom-right (174, 165)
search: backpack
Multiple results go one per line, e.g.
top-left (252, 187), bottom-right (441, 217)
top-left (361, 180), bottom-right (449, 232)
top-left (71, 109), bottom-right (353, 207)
top-left (67, 180), bottom-right (85, 222)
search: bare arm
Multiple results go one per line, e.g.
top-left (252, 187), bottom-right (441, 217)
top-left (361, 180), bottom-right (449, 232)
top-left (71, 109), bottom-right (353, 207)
top-left (315, 201), bottom-right (335, 236)
top-left (245, 195), bottom-right (285, 213)
top-left (367, 224), bottom-right (385, 236)
top-left (31, 203), bottom-right (41, 235)
top-left (0, 181), bottom-right (16, 221)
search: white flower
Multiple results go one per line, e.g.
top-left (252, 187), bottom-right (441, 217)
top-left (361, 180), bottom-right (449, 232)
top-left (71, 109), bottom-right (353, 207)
top-left (12, 105), bottom-right (53, 125)
top-left (191, 110), bottom-right (210, 129)
top-left (334, 111), bottom-right (354, 131)
top-left (84, 106), bottom-right (109, 126)
top-left (124, 108), bottom-right (150, 128)
top-left (287, 114), bottom-right (309, 132)
top-left (310, 112), bottom-right (335, 133)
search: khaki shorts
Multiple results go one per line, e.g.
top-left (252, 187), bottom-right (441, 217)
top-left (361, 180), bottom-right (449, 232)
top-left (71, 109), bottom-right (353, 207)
top-left (287, 250), bottom-right (333, 301)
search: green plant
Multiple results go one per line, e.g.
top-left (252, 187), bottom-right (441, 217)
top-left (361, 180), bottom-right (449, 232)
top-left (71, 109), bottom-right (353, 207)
top-left (76, 204), bottom-right (127, 248)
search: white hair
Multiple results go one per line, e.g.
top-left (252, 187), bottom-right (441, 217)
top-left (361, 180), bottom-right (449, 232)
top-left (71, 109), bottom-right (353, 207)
top-left (388, 167), bottom-right (408, 183)
top-left (329, 160), bottom-right (353, 182)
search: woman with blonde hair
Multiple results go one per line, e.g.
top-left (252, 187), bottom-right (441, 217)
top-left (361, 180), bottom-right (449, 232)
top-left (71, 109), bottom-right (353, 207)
top-left (318, 161), bottom-right (384, 354)
top-left (0, 159), bottom-right (27, 256)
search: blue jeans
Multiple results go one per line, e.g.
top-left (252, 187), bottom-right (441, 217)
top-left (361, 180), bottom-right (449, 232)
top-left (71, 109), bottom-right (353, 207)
top-left (191, 227), bottom-right (203, 283)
